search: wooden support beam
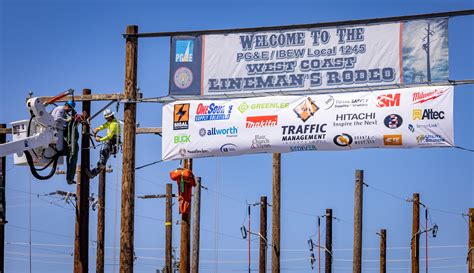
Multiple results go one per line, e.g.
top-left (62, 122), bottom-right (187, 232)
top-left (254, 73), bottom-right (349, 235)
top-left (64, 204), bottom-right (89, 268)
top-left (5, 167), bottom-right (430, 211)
top-left (380, 229), bottom-right (386, 273)
top-left (353, 170), bottom-right (363, 273)
top-left (0, 128), bottom-right (11, 135)
top-left (272, 153), bottom-right (281, 273)
top-left (191, 177), bottom-right (202, 273)
top-left (469, 208), bottom-right (474, 273)
top-left (96, 169), bottom-right (106, 273)
top-left (38, 93), bottom-right (134, 103)
top-left (259, 196), bottom-right (267, 273)
top-left (411, 193), bottom-right (420, 273)
top-left (325, 209), bottom-right (332, 273)
top-left (180, 159), bottom-right (192, 273)
top-left (0, 124), bottom-right (7, 272)
top-left (0, 126), bottom-right (161, 135)
top-left (165, 184), bottom-right (173, 273)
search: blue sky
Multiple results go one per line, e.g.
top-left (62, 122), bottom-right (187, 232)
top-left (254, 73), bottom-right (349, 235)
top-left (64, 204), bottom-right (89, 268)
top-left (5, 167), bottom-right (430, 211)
top-left (0, 0), bottom-right (473, 272)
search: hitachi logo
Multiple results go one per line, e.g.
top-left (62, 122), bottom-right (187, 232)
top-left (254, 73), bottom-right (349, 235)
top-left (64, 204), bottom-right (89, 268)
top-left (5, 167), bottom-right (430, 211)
top-left (335, 113), bottom-right (375, 121)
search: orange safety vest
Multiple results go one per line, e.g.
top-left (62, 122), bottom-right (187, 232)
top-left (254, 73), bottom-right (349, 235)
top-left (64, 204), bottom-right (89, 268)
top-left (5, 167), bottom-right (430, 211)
top-left (169, 168), bottom-right (196, 214)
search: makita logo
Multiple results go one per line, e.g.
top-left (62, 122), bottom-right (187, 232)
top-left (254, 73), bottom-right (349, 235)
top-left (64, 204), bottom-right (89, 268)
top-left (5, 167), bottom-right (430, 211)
top-left (412, 89), bottom-right (446, 104)
top-left (246, 115), bottom-right (278, 128)
top-left (376, 93), bottom-right (400, 108)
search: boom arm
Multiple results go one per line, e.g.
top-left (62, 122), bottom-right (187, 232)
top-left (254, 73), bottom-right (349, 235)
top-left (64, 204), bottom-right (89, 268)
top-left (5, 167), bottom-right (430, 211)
top-left (0, 130), bottom-right (54, 158)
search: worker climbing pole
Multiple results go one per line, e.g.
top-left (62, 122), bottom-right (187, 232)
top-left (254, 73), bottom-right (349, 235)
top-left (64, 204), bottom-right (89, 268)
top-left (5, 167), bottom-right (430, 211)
top-left (169, 167), bottom-right (196, 214)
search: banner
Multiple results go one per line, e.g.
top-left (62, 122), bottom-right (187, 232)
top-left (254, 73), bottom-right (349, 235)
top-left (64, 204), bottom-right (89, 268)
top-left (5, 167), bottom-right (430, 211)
top-left (169, 18), bottom-right (448, 96)
top-left (162, 86), bottom-right (454, 161)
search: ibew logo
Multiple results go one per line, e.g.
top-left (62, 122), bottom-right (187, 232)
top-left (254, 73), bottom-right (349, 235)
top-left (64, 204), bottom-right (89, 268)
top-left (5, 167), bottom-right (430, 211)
top-left (175, 40), bottom-right (194, 63)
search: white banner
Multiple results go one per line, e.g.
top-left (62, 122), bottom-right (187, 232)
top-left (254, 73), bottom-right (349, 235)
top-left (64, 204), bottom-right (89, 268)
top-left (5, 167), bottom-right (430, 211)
top-left (162, 86), bottom-right (454, 161)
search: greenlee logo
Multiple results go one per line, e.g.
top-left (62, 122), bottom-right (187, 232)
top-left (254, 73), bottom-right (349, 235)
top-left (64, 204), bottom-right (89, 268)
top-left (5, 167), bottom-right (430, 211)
top-left (238, 102), bottom-right (249, 113)
top-left (174, 134), bottom-right (191, 144)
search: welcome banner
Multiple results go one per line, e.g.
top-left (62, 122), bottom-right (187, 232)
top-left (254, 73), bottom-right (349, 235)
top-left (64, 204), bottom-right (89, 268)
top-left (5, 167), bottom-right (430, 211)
top-left (169, 18), bottom-right (448, 96)
top-left (162, 86), bottom-right (454, 161)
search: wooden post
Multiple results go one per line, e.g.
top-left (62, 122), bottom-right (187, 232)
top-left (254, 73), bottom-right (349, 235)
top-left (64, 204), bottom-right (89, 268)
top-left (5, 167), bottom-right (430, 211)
top-left (353, 170), bottom-right (363, 273)
top-left (74, 89), bottom-right (91, 273)
top-left (0, 123), bottom-right (6, 273)
top-left (96, 169), bottom-right (106, 273)
top-left (411, 193), bottom-right (420, 273)
top-left (272, 153), bottom-right (281, 273)
top-left (325, 209), bottom-right (332, 273)
top-left (164, 184), bottom-right (173, 273)
top-left (120, 25), bottom-right (138, 273)
top-left (468, 208), bottom-right (473, 273)
top-left (191, 177), bottom-right (201, 273)
top-left (259, 196), bottom-right (267, 273)
top-left (180, 159), bottom-right (192, 273)
top-left (380, 229), bottom-right (386, 273)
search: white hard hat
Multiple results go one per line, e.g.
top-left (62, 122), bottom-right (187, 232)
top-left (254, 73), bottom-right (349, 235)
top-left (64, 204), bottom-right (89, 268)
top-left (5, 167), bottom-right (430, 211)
top-left (103, 109), bottom-right (114, 118)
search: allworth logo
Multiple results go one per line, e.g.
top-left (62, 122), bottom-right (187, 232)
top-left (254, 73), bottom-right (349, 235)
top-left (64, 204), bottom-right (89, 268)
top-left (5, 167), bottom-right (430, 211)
top-left (246, 115), bottom-right (278, 128)
top-left (376, 93), bottom-right (400, 108)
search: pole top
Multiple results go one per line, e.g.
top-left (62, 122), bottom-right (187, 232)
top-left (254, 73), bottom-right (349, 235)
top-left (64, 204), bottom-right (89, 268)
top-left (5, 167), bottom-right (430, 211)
top-left (0, 124), bottom-right (5, 128)
top-left (126, 25), bottom-right (138, 34)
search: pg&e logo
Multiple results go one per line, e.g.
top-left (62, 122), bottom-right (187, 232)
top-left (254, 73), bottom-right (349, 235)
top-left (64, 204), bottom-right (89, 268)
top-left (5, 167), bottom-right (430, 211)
top-left (175, 40), bottom-right (194, 63)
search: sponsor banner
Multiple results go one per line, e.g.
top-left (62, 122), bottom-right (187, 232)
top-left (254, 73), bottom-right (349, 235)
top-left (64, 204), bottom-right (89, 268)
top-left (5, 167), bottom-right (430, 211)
top-left (169, 19), bottom-right (448, 96)
top-left (162, 86), bottom-right (454, 160)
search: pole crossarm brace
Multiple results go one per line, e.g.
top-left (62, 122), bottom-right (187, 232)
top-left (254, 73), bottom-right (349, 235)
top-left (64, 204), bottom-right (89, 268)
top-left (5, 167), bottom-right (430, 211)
top-left (123, 9), bottom-right (474, 38)
top-left (0, 127), bottom-right (161, 135)
top-left (37, 93), bottom-right (143, 103)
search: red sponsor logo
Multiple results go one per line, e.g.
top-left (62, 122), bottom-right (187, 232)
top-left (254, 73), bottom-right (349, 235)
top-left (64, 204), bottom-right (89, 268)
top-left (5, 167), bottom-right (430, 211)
top-left (246, 115), bottom-right (278, 128)
top-left (412, 89), bottom-right (446, 104)
top-left (376, 93), bottom-right (400, 108)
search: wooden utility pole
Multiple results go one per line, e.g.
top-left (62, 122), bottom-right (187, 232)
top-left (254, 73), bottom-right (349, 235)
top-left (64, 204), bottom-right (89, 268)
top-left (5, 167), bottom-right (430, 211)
top-left (0, 123), bottom-right (6, 273)
top-left (411, 193), bottom-right (420, 273)
top-left (180, 159), bottom-right (193, 273)
top-left (353, 170), bottom-right (363, 273)
top-left (120, 25), bottom-right (138, 273)
top-left (325, 209), bottom-right (332, 273)
top-left (165, 184), bottom-right (173, 273)
top-left (74, 89), bottom-right (91, 273)
top-left (272, 153), bottom-right (281, 273)
top-left (379, 229), bottom-right (386, 273)
top-left (96, 169), bottom-right (106, 273)
top-left (468, 208), bottom-right (473, 273)
top-left (259, 196), bottom-right (268, 273)
top-left (191, 177), bottom-right (202, 273)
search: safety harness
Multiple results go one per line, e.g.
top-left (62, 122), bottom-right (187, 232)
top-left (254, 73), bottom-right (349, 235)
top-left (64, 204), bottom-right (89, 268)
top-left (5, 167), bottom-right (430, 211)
top-left (169, 168), bottom-right (196, 214)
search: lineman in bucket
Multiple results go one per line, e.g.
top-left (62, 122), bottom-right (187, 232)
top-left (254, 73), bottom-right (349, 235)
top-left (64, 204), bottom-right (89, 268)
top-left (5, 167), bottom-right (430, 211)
top-left (87, 109), bottom-right (121, 178)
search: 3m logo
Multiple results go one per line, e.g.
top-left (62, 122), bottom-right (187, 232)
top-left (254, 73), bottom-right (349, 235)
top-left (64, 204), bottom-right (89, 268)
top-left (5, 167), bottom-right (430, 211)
top-left (376, 93), bottom-right (400, 108)
top-left (173, 104), bottom-right (190, 130)
top-left (383, 134), bottom-right (403, 146)
top-left (246, 115), bottom-right (278, 128)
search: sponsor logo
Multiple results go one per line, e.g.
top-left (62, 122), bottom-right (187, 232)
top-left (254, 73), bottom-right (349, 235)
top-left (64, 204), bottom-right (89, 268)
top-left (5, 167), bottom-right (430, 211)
top-left (412, 109), bottom-right (445, 120)
top-left (290, 144), bottom-right (317, 152)
top-left (179, 148), bottom-right (186, 157)
top-left (415, 123), bottom-right (439, 129)
top-left (383, 134), bottom-right (403, 146)
top-left (174, 67), bottom-right (193, 89)
top-left (246, 115), bottom-right (278, 128)
top-left (179, 148), bottom-right (210, 157)
top-left (333, 112), bottom-right (377, 127)
top-left (333, 133), bottom-right (353, 147)
top-left (220, 143), bottom-right (237, 153)
top-left (173, 104), bottom-right (190, 130)
top-left (294, 97), bottom-right (319, 122)
top-left (416, 134), bottom-right (447, 145)
top-left (174, 134), bottom-right (191, 144)
top-left (281, 124), bottom-right (327, 143)
top-left (195, 103), bottom-right (233, 122)
top-left (353, 135), bottom-right (376, 145)
top-left (199, 126), bottom-right (238, 137)
top-left (412, 89), bottom-right (446, 104)
top-left (376, 93), bottom-right (400, 108)
top-left (408, 124), bottom-right (415, 132)
top-left (320, 95), bottom-right (335, 110)
top-left (333, 98), bottom-right (369, 108)
top-left (384, 114), bottom-right (403, 129)
top-left (238, 102), bottom-right (289, 114)
top-left (175, 40), bottom-right (194, 63)
top-left (251, 135), bottom-right (271, 150)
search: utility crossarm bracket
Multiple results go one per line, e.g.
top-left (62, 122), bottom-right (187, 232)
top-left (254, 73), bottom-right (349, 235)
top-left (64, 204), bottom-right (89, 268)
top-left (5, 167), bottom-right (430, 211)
top-left (138, 194), bottom-right (176, 199)
top-left (0, 126), bottom-right (162, 136)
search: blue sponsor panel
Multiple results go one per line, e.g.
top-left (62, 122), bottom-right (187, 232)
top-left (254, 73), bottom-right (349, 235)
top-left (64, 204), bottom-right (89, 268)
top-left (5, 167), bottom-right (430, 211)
top-left (169, 36), bottom-right (203, 96)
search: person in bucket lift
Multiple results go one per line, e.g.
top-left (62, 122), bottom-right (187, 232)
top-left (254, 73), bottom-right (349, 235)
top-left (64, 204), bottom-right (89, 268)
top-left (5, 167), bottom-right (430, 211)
top-left (51, 100), bottom-right (76, 153)
top-left (87, 109), bottom-right (121, 178)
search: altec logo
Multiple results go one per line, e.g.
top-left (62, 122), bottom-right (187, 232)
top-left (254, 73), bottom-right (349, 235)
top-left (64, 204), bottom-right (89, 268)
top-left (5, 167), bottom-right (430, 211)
top-left (376, 93), bottom-right (400, 108)
top-left (246, 115), bottom-right (278, 128)
top-left (383, 134), bottom-right (403, 146)
top-left (412, 109), bottom-right (445, 120)
top-left (412, 89), bottom-right (445, 104)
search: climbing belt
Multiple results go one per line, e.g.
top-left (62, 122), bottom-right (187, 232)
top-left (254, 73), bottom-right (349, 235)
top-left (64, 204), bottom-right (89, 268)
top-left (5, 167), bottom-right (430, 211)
top-left (169, 168), bottom-right (196, 214)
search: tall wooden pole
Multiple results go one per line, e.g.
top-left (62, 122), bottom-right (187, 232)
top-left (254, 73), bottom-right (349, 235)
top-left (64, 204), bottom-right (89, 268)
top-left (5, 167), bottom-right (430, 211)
top-left (259, 196), bottom-right (267, 273)
top-left (380, 229), bottom-right (386, 273)
top-left (353, 170), bottom-right (363, 273)
top-left (191, 177), bottom-right (202, 273)
top-left (411, 193), bottom-right (420, 273)
top-left (165, 183), bottom-right (173, 273)
top-left (468, 208), bottom-right (474, 273)
top-left (325, 209), bottom-right (332, 273)
top-left (180, 159), bottom-right (192, 273)
top-left (96, 169), bottom-right (106, 273)
top-left (120, 25), bottom-right (138, 273)
top-left (74, 88), bottom-right (91, 273)
top-left (272, 153), bottom-right (281, 273)
top-left (0, 123), bottom-right (6, 273)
